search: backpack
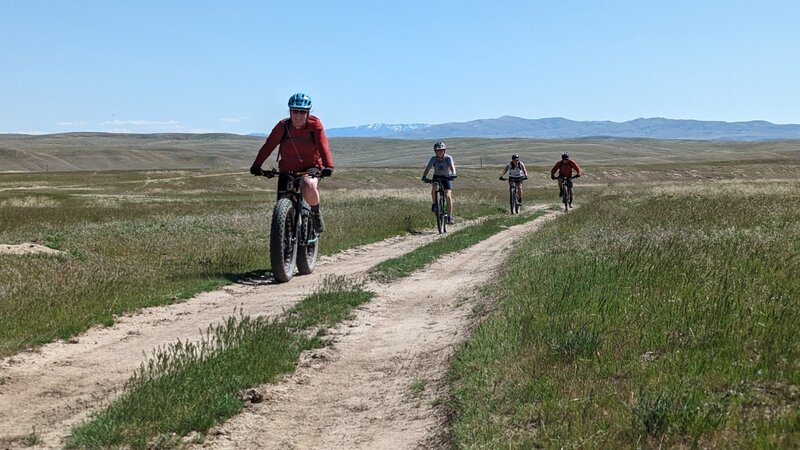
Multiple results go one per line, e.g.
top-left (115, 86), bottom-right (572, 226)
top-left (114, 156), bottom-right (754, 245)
top-left (280, 119), bottom-right (315, 144)
top-left (277, 119), bottom-right (316, 164)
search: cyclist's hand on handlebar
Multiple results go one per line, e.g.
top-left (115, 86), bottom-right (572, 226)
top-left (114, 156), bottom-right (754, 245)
top-left (421, 176), bottom-right (429, 182)
top-left (250, 164), bottom-right (263, 176)
top-left (523, 176), bottom-right (529, 180)
top-left (321, 167), bottom-right (334, 177)
top-left (499, 176), bottom-right (505, 180)
top-left (574, 174), bottom-right (581, 178)
top-left (551, 175), bottom-right (557, 180)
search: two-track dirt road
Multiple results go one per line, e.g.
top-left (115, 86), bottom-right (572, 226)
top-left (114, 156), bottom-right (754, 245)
top-left (0, 207), bottom-right (555, 449)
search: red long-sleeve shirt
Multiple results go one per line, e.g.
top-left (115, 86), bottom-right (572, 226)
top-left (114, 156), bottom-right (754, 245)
top-left (253, 115), bottom-right (334, 172)
top-left (551, 159), bottom-right (581, 178)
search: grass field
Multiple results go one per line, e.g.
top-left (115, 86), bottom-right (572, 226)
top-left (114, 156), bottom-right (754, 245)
top-left (2, 136), bottom-right (799, 447)
top-left (0, 167), bottom-right (516, 357)
top-left (448, 172), bottom-right (800, 448)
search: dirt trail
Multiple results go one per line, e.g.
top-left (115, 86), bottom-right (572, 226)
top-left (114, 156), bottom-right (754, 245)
top-left (0, 207), bottom-right (554, 449)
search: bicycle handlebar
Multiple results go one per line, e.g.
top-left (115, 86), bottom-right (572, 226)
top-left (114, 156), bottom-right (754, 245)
top-left (422, 174), bottom-right (457, 183)
top-left (256, 167), bottom-right (328, 179)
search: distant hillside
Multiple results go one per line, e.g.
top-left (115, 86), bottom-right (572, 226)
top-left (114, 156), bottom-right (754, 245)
top-left (3, 132), bottom-right (800, 173)
top-left (0, 132), bottom-right (263, 172)
top-left (327, 116), bottom-right (800, 141)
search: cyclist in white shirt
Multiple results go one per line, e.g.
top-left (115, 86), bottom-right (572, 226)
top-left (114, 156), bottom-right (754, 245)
top-left (499, 154), bottom-right (529, 203)
top-left (421, 141), bottom-right (457, 224)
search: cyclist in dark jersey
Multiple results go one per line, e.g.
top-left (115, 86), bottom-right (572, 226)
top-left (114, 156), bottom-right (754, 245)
top-left (250, 93), bottom-right (334, 232)
top-left (550, 152), bottom-right (581, 206)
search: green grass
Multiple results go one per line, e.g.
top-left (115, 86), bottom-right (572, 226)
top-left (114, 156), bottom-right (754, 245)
top-left (447, 179), bottom-right (800, 448)
top-left (0, 168), bottom-right (507, 357)
top-left (369, 210), bottom-right (547, 282)
top-left (5, 160), bottom-right (800, 447)
top-left (67, 276), bottom-right (372, 449)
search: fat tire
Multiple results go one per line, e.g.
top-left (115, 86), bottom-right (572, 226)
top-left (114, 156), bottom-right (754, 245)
top-left (296, 210), bottom-right (319, 275)
top-left (270, 198), bottom-right (297, 283)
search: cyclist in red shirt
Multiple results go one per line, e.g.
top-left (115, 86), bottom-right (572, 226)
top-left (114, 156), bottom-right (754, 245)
top-left (250, 93), bottom-right (334, 232)
top-left (550, 152), bottom-right (581, 206)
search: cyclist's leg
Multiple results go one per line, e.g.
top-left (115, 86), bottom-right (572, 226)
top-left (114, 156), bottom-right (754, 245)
top-left (445, 189), bottom-right (454, 220)
top-left (301, 176), bottom-right (325, 232)
top-left (431, 185), bottom-right (437, 211)
top-left (517, 180), bottom-right (523, 203)
top-left (300, 175), bottom-right (320, 207)
top-left (558, 178), bottom-right (564, 197)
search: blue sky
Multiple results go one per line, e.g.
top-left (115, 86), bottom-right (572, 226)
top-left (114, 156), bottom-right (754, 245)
top-left (2, 0), bottom-right (799, 134)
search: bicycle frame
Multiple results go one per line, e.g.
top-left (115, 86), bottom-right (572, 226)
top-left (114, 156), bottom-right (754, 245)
top-left (557, 175), bottom-right (574, 212)
top-left (260, 169), bottom-right (322, 282)
top-left (424, 175), bottom-right (456, 234)
top-left (501, 176), bottom-right (525, 214)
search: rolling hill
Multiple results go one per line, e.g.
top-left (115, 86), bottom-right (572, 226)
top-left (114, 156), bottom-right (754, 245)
top-left (327, 116), bottom-right (800, 141)
top-left (2, 132), bottom-right (800, 173)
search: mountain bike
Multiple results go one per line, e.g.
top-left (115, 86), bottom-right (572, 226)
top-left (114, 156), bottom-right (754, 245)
top-left (500, 176), bottom-right (527, 214)
top-left (423, 174), bottom-right (457, 234)
top-left (556, 174), bottom-right (579, 212)
top-left (257, 168), bottom-right (325, 283)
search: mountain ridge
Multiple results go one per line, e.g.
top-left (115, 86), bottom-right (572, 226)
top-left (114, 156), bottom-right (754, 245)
top-left (326, 116), bottom-right (800, 141)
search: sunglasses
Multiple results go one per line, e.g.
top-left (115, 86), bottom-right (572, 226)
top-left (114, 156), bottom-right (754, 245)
top-left (290, 109), bottom-right (309, 115)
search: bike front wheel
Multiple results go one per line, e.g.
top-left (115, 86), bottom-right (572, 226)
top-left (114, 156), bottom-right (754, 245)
top-left (510, 185), bottom-right (520, 214)
top-left (270, 198), bottom-right (298, 283)
top-left (296, 211), bottom-right (319, 275)
top-left (436, 190), bottom-right (447, 233)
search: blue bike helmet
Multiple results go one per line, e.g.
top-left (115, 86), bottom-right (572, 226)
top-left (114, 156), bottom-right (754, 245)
top-left (561, 152), bottom-right (569, 160)
top-left (288, 93), bottom-right (312, 110)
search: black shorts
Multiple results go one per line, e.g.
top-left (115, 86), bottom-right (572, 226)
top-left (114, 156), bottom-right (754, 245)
top-left (432, 175), bottom-right (453, 190)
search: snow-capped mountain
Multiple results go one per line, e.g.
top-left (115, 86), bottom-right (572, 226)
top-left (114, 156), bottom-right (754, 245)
top-left (325, 116), bottom-right (800, 141)
top-left (325, 123), bottom-right (430, 137)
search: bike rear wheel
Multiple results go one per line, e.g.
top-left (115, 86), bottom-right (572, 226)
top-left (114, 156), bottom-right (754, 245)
top-left (270, 198), bottom-right (298, 283)
top-left (296, 209), bottom-right (319, 275)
